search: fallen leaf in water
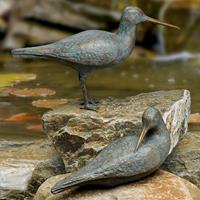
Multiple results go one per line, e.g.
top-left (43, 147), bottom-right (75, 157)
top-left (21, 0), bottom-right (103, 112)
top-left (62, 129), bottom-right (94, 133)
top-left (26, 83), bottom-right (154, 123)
top-left (2, 113), bottom-right (40, 121)
top-left (188, 113), bottom-right (200, 124)
top-left (32, 99), bottom-right (68, 108)
top-left (8, 88), bottom-right (56, 97)
top-left (0, 87), bottom-right (55, 97)
top-left (0, 73), bottom-right (36, 88)
top-left (26, 124), bottom-right (43, 132)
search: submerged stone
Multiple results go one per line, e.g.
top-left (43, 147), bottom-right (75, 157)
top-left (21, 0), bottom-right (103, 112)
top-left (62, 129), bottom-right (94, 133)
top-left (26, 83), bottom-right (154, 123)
top-left (32, 99), bottom-right (68, 109)
top-left (42, 90), bottom-right (191, 172)
top-left (7, 88), bottom-right (56, 97)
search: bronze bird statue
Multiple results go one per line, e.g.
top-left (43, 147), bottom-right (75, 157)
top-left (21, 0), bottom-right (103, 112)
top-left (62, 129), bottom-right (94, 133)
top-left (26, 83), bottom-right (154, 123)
top-left (51, 107), bottom-right (170, 194)
top-left (12, 7), bottom-right (179, 111)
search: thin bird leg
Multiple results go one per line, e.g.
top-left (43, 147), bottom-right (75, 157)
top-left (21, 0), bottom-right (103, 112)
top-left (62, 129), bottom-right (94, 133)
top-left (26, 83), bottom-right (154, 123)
top-left (79, 73), bottom-right (97, 111)
top-left (79, 73), bottom-right (98, 106)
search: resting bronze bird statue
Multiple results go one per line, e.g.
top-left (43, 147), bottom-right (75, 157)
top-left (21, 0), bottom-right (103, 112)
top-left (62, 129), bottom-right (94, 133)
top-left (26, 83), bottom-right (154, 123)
top-left (12, 7), bottom-right (179, 110)
top-left (51, 107), bottom-right (170, 194)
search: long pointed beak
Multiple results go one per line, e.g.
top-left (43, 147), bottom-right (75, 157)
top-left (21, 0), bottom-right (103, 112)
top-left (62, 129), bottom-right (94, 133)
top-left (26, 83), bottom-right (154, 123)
top-left (134, 126), bottom-right (148, 152)
top-left (144, 16), bottom-right (180, 30)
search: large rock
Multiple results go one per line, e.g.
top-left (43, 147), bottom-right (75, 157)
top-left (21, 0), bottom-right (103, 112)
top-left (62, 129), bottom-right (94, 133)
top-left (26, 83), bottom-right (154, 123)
top-left (162, 131), bottom-right (200, 187)
top-left (1, 0), bottom-right (120, 49)
top-left (24, 155), bottom-right (66, 199)
top-left (2, 19), bottom-right (68, 50)
top-left (34, 170), bottom-right (200, 200)
top-left (23, 0), bottom-right (120, 30)
top-left (0, 0), bottom-right (13, 35)
top-left (42, 90), bottom-right (191, 172)
top-left (0, 0), bottom-right (13, 16)
top-left (2, 0), bottom-right (200, 52)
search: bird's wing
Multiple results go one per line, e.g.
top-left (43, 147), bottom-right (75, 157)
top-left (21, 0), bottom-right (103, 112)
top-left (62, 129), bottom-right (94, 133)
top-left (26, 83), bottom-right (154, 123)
top-left (51, 136), bottom-right (137, 193)
top-left (51, 31), bottom-right (119, 66)
top-left (85, 135), bottom-right (161, 178)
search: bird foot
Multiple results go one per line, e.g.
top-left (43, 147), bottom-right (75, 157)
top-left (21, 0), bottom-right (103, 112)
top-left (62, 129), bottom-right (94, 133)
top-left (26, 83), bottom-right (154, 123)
top-left (81, 103), bottom-right (97, 111)
top-left (80, 99), bottom-right (99, 106)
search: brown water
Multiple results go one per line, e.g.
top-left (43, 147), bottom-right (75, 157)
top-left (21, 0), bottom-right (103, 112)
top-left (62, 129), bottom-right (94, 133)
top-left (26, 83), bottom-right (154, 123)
top-left (0, 53), bottom-right (200, 192)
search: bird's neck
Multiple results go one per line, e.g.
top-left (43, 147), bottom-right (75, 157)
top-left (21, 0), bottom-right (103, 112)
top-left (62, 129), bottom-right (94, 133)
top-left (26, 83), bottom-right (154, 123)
top-left (155, 120), bottom-right (169, 137)
top-left (155, 120), bottom-right (171, 157)
top-left (117, 19), bottom-right (136, 45)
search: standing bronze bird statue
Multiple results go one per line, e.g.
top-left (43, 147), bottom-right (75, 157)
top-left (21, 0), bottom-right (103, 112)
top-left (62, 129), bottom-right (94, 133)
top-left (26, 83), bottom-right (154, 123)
top-left (12, 7), bottom-right (179, 110)
top-left (51, 107), bottom-right (170, 194)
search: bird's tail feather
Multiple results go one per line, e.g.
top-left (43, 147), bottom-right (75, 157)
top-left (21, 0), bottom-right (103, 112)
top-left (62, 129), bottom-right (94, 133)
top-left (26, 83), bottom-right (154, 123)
top-left (51, 175), bottom-right (89, 194)
top-left (11, 45), bottom-right (51, 59)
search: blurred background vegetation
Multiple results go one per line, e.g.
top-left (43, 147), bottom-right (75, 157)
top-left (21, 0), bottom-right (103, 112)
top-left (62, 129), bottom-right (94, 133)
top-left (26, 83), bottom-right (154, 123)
top-left (0, 0), bottom-right (200, 53)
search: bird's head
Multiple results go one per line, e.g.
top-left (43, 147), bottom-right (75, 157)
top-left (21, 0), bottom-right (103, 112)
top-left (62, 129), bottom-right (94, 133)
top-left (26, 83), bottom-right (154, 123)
top-left (123, 6), bottom-right (180, 30)
top-left (135, 107), bottom-right (163, 152)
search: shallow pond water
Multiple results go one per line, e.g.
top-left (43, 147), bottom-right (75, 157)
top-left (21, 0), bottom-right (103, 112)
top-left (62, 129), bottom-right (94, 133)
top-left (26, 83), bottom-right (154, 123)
top-left (0, 52), bottom-right (200, 191)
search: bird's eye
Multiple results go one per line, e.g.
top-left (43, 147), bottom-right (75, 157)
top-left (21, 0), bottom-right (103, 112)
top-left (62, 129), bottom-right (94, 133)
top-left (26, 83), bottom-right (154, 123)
top-left (135, 13), bottom-right (141, 19)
